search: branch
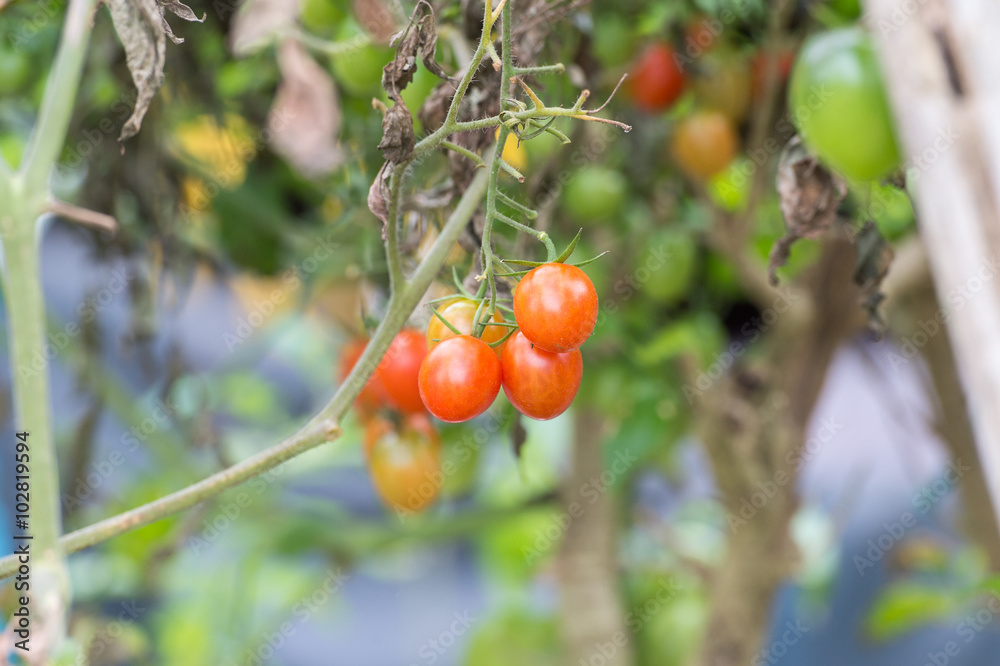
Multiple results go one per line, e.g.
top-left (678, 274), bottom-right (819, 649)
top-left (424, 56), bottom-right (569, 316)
top-left (20, 0), bottom-right (98, 197)
top-left (0, 167), bottom-right (491, 581)
top-left (47, 198), bottom-right (119, 235)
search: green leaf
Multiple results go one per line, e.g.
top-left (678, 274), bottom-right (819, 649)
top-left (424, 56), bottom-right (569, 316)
top-left (866, 583), bottom-right (958, 641)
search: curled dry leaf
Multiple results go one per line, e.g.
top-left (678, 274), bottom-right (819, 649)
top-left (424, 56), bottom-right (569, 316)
top-left (381, 0), bottom-right (451, 99)
top-left (368, 162), bottom-right (393, 228)
top-left (230, 0), bottom-right (300, 57)
top-left (377, 101), bottom-right (415, 164)
top-left (769, 136), bottom-right (847, 284)
top-left (268, 39), bottom-right (344, 178)
top-left (106, 0), bottom-right (203, 142)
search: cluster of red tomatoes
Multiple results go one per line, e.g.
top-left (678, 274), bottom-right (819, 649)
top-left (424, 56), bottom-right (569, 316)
top-left (341, 262), bottom-right (598, 514)
top-left (626, 27), bottom-right (794, 182)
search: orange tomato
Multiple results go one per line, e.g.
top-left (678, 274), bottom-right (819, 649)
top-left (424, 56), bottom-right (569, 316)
top-left (427, 298), bottom-right (508, 357)
top-left (365, 413), bottom-right (442, 514)
top-left (671, 110), bottom-right (739, 180)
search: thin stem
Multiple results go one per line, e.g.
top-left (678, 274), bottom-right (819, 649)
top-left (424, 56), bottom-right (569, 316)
top-left (21, 0), bottom-right (97, 196)
top-left (440, 140), bottom-right (485, 167)
top-left (384, 163), bottom-right (409, 290)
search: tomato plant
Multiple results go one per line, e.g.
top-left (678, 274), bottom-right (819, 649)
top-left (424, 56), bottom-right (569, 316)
top-left (671, 110), bottom-right (739, 180)
top-left (789, 27), bottom-right (900, 181)
top-left (365, 413), bottom-right (442, 513)
top-left (427, 298), bottom-right (508, 356)
top-left (418, 335), bottom-right (502, 423)
top-left (501, 332), bottom-right (583, 421)
top-left (628, 43), bottom-right (686, 112)
top-left (375, 330), bottom-right (428, 414)
top-left (513, 263), bottom-right (598, 353)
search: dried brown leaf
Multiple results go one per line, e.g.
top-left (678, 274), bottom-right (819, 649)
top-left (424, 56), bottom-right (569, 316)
top-left (368, 161), bottom-right (393, 227)
top-left (268, 39), bottom-right (344, 178)
top-left (377, 101), bottom-right (415, 164)
top-left (106, 0), bottom-right (201, 141)
top-left (381, 1), bottom-right (450, 99)
top-left (769, 136), bottom-right (847, 283)
top-left (230, 0), bottom-right (300, 56)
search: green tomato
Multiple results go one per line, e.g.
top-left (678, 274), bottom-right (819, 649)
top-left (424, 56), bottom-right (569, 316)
top-left (640, 230), bottom-right (697, 305)
top-left (789, 28), bottom-right (900, 181)
top-left (707, 158), bottom-right (752, 212)
top-left (301, 0), bottom-right (343, 32)
top-left (0, 47), bottom-right (29, 95)
top-left (592, 14), bottom-right (634, 67)
top-left (829, 0), bottom-right (862, 18)
top-left (562, 166), bottom-right (627, 223)
top-left (330, 22), bottom-right (394, 98)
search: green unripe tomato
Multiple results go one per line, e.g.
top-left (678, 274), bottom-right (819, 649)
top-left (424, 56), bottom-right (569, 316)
top-left (707, 158), bottom-right (752, 212)
top-left (0, 47), bottom-right (29, 96)
top-left (829, 0), bottom-right (862, 19)
top-left (789, 28), bottom-right (900, 181)
top-left (562, 166), bottom-right (627, 223)
top-left (641, 230), bottom-right (697, 305)
top-left (330, 21), bottom-right (394, 98)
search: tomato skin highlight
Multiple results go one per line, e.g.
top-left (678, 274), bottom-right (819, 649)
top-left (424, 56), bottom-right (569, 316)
top-left (501, 332), bottom-right (582, 421)
top-left (418, 336), bottom-right (502, 423)
top-left (629, 43), bottom-right (686, 112)
top-left (365, 413), bottom-right (442, 513)
top-left (376, 330), bottom-right (428, 414)
top-left (513, 263), bottom-right (598, 353)
top-left (427, 298), bottom-right (507, 357)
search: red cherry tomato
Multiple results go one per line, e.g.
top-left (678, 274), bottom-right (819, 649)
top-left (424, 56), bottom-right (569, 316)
top-left (375, 330), bottom-right (428, 414)
top-left (629, 43), bottom-right (686, 112)
top-left (339, 338), bottom-right (388, 413)
top-left (501, 332), bottom-right (582, 421)
top-left (513, 263), bottom-right (598, 353)
top-left (365, 413), bottom-right (442, 513)
top-left (418, 336), bottom-right (502, 423)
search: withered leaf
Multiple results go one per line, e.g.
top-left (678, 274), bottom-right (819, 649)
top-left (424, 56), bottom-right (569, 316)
top-left (377, 101), bottom-right (414, 164)
top-left (853, 220), bottom-right (895, 335)
top-left (381, 0), bottom-right (450, 99)
top-left (230, 0), bottom-right (300, 57)
top-left (368, 161), bottom-right (393, 227)
top-left (106, 0), bottom-right (202, 142)
top-left (769, 136), bottom-right (847, 284)
top-left (268, 39), bottom-right (344, 178)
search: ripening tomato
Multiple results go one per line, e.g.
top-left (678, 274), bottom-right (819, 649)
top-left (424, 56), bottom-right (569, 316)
top-left (427, 298), bottom-right (508, 356)
top-left (495, 127), bottom-right (528, 173)
top-left (375, 330), bottom-right (428, 414)
top-left (670, 110), bottom-right (739, 180)
top-left (789, 28), bottom-right (900, 181)
top-left (513, 263), bottom-right (598, 353)
top-left (629, 43), bottom-right (686, 112)
top-left (339, 338), bottom-right (388, 413)
top-left (365, 413), bottom-right (442, 513)
top-left (501, 332), bottom-right (582, 421)
top-left (418, 336), bottom-right (502, 422)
